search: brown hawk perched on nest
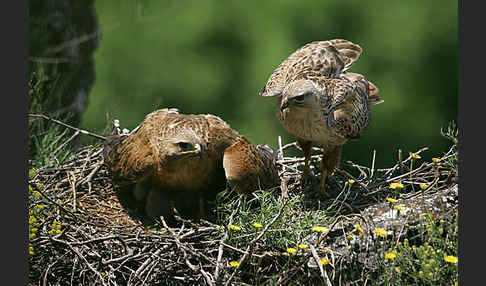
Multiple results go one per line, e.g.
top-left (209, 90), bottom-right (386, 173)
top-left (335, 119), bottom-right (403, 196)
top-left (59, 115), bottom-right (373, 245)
top-left (103, 108), bottom-right (279, 224)
top-left (259, 39), bottom-right (383, 196)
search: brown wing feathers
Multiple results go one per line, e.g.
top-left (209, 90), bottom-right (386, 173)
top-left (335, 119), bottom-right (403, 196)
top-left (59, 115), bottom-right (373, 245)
top-left (223, 137), bottom-right (279, 194)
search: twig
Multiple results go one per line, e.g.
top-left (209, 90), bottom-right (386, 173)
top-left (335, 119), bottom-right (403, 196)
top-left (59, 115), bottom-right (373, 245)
top-left (199, 263), bottom-right (215, 286)
top-left (29, 57), bottom-right (72, 64)
top-left (68, 171), bottom-right (77, 212)
top-left (50, 236), bottom-right (108, 286)
top-left (278, 136), bottom-right (286, 175)
top-left (29, 113), bottom-right (106, 140)
top-left (52, 130), bottom-right (80, 156)
top-left (46, 29), bottom-right (102, 54)
top-left (398, 149), bottom-right (404, 174)
top-left (43, 260), bottom-right (57, 286)
top-left (309, 245), bottom-right (333, 286)
top-left (370, 150), bottom-right (376, 179)
top-left (78, 161), bottom-right (104, 189)
top-left (384, 147), bottom-right (429, 177)
top-left (29, 182), bottom-right (81, 221)
top-left (132, 246), bottom-right (166, 283)
top-left (214, 196), bottom-right (243, 283)
top-left (160, 217), bottom-right (215, 286)
top-left (70, 256), bottom-right (78, 286)
top-left (334, 169), bottom-right (369, 192)
top-left (277, 155), bottom-right (322, 165)
top-left (281, 141), bottom-right (298, 150)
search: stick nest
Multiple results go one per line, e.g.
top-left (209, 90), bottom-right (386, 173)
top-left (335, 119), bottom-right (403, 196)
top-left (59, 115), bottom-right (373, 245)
top-left (28, 116), bottom-right (458, 286)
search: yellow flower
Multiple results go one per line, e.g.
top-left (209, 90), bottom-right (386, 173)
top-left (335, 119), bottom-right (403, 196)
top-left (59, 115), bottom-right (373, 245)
top-left (298, 244), bottom-right (308, 249)
top-left (409, 152), bottom-right (421, 159)
top-left (418, 270), bottom-right (423, 276)
top-left (386, 197), bottom-right (398, 203)
top-left (252, 222), bottom-right (263, 228)
top-left (311, 226), bottom-right (329, 233)
top-left (444, 255), bottom-right (458, 264)
top-left (394, 205), bottom-right (405, 211)
top-left (385, 252), bottom-right (396, 260)
top-left (389, 182), bottom-right (404, 190)
top-left (229, 261), bottom-right (239, 267)
top-left (228, 224), bottom-right (241, 231)
top-left (29, 168), bottom-right (36, 178)
top-left (50, 221), bottom-right (62, 234)
top-left (286, 248), bottom-right (297, 255)
top-left (355, 223), bottom-right (364, 235)
top-left (348, 179), bottom-right (355, 185)
top-left (419, 183), bottom-right (428, 190)
top-left (319, 258), bottom-right (330, 265)
top-left (432, 157), bottom-right (440, 163)
top-left (373, 228), bottom-right (387, 238)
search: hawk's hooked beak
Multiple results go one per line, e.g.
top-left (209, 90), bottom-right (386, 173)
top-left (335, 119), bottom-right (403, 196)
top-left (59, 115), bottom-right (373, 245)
top-left (179, 143), bottom-right (203, 158)
top-left (280, 99), bottom-right (290, 112)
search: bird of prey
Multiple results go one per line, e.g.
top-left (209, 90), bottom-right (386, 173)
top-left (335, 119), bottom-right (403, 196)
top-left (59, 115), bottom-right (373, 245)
top-left (223, 137), bottom-right (280, 194)
top-left (103, 108), bottom-right (279, 224)
top-left (259, 39), bottom-right (383, 197)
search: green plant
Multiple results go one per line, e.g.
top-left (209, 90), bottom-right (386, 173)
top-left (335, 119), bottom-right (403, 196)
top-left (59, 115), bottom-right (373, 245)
top-left (375, 211), bottom-right (458, 286)
top-left (29, 70), bottom-right (75, 169)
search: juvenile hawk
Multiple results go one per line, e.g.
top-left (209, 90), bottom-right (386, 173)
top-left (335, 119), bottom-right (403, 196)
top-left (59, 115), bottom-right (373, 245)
top-left (103, 108), bottom-right (279, 224)
top-left (259, 39), bottom-right (383, 196)
top-left (223, 137), bottom-right (280, 195)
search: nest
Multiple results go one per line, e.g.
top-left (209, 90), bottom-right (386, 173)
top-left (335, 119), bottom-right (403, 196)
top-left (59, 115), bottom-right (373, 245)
top-left (28, 115), bottom-right (458, 285)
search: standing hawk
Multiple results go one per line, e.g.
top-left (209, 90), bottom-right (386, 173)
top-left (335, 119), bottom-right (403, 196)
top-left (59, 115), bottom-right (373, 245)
top-left (259, 39), bottom-right (383, 196)
top-left (103, 108), bottom-right (279, 224)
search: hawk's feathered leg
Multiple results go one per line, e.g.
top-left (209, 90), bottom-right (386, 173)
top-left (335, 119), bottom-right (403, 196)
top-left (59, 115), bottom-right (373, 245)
top-left (315, 145), bottom-right (342, 197)
top-left (297, 138), bottom-right (313, 187)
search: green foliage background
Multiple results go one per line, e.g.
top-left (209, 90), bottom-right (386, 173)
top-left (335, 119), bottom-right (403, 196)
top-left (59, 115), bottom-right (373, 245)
top-left (80, 0), bottom-right (457, 167)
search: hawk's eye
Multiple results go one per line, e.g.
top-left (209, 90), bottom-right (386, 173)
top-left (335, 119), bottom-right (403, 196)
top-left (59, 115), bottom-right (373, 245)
top-left (294, 91), bottom-right (312, 103)
top-left (177, 142), bottom-right (192, 151)
top-left (294, 94), bottom-right (305, 102)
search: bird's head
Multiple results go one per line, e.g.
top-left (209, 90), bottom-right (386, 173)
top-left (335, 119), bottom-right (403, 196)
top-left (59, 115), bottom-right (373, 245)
top-left (279, 79), bottom-right (322, 113)
top-left (164, 130), bottom-right (204, 159)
